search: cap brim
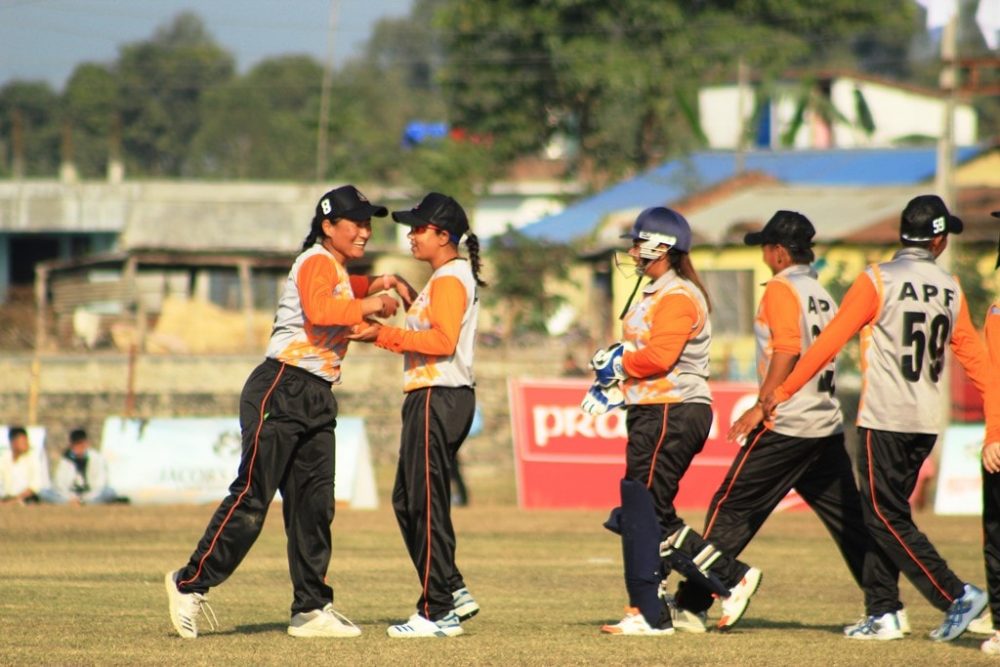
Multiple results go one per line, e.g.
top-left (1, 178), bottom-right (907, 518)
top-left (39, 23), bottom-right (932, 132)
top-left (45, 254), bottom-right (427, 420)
top-left (391, 210), bottom-right (429, 226)
top-left (743, 231), bottom-right (766, 246)
top-left (340, 204), bottom-right (388, 221)
top-left (948, 214), bottom-right (963, 234)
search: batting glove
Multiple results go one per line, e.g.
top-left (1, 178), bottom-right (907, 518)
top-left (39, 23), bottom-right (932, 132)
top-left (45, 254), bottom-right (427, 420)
top-left (589, 342), bottom-right (632, 387)
top-left (580, 382), bottom-right (625, 415)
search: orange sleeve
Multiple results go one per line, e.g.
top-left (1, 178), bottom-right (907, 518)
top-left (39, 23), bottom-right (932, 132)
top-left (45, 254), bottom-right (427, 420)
top-left (298, 254), bottom-right (364, 326)
top-left (349, 275), bottom-right (370, 297)
top-left (622, 293), bottom-right (698, 379)
top-left (375, 276), bottom-right (466, 355)
top-left (984, 304), bottom-right (1000, 443)
top-left (761, 280), bottom-right (802, 355)
top-left (949, 292), bottom-right (990, 396)
top-left (775, 272), bottom-right (878, 402)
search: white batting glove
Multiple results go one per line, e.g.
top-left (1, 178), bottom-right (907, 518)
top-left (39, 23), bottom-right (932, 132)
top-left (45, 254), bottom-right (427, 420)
top-left (581, 382), bottom-right (625, 415)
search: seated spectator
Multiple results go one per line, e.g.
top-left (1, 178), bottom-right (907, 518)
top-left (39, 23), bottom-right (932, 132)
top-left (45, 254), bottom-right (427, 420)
top-left (1, 426), bottom-right (43, 505)
top-left (44, 428), bottom-right (126, 505)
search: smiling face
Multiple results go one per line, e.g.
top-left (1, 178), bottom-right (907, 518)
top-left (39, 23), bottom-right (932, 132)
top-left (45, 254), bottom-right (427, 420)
top-left (321, 217), bottom-right (372, 263)
top-left (407, 224), bottom-right (451, 263)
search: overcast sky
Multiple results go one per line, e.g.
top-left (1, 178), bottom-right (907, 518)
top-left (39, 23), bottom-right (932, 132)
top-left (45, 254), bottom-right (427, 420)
top-left (0, 0), bottom-right (414, 90)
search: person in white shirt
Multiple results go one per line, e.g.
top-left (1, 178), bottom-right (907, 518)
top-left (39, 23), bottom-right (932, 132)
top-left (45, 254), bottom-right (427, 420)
top-left (1, 426), bottom-right (43, 505)
top-left (45, 428), bottom-right (122, 505)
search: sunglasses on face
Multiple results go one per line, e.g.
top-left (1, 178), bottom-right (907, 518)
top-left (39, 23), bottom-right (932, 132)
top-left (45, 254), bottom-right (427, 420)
top-left (409, 224), bottom-right (445, 235)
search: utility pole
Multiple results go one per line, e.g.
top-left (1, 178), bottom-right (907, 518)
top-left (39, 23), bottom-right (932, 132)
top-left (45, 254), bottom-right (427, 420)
top-left (935, 9), bottom-right (958, 440)
top-left (315, 0), bottom-right (339, 183)
top-left (735, 57), bottom-right (750, 174)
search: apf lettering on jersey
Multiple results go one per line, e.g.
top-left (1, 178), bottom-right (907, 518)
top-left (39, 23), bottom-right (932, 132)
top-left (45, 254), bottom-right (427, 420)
top-left (897, 281), bottom-right (955, 307)
top-left (532, 406), bottom-right (628, 446)
top-left (807, 296), bottom-right (832, 314)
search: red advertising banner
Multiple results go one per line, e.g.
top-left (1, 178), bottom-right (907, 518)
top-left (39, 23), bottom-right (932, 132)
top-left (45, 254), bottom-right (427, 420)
top-left (508, 378), bottom-right (762, 510)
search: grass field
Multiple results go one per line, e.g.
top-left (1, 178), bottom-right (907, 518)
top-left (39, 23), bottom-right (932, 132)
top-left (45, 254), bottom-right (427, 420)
top-left (0, 465), bottom-right (995, 666)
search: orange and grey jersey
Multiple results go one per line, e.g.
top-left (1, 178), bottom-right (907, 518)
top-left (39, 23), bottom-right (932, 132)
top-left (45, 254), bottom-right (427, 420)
top-left (620, 269), bottom-right (712, 406)
top-left (776, 247), bottom-right (990, 435)
top-left (376, 258), bottom-right (479, 392)
top-left (755, 265), bottom-right (842, 437)
top-left (265, 244), bottom-right (365, 384)
top-left (985, 299), bottom-right (1000, 444)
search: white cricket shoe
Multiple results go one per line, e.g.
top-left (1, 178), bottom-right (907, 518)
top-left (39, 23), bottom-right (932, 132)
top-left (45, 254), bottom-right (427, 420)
top-left (844, 608), bottom-right (910, 636)
top-left (600, 607), bottom-right (675, 636)
top-left (287, 603), bottom-right (361, 638)
top-left (930, 584), bottom-right (988, 642)
top-left (452, 587), bottom-right (479, 621)
top-left (969, 609), bottom-right (994, 636)
top-left (718, 567), bottom-right (762, 630)
top-left (982, 631), bottom-right (1000, 656)
top-left (164, 570), bottom-right (214, 639)
top-left (844, 612), bottom-right (905, 641)
top-left (387, 611), bottom-right (463, 638)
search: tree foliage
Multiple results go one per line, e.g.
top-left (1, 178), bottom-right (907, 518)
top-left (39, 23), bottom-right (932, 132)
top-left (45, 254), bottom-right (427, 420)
top-left (485, 226), bottom-right (572, 334)
top-left (437, 0), bottom-right (920, 181)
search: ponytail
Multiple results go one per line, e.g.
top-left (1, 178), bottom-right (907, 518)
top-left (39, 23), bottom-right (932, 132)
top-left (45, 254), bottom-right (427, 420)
top-left (465, 233), bottom-right (487, 288)
top-left (301, 214), bottom-right (326, 251)
top-left (669, 249), bottom-right (711, 312)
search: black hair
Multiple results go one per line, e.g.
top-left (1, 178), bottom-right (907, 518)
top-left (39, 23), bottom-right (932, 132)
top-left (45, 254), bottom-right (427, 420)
top-left (70, 428), bottom-right (88, 444)
top-left (465, 233), bottom-right (487, 288)
top-left (786, 244), bottom-right (815, 264)
top-left (901, 238), bottom-right (935, 250)
top-left (301, 212), bottom-right (328, 251)
top-left (668, 249), bottom-right (712, 312)
top-left (8, 426), bottom-right (27, 440)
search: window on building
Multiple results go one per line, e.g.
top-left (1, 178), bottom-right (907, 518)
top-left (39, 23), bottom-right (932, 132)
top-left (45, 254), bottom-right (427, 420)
top-left (701, 269), bottom-right (755, 335)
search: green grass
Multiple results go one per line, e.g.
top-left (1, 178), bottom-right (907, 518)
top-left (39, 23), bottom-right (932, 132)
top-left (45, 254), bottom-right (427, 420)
top-left (0, 466), bottom-right (995, 666)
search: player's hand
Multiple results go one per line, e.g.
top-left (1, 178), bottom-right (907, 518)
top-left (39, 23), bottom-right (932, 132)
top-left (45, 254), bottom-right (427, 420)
top-left (382, 274), bottom-right (417, 309)
top-left (581, 382), bottom-right (624, 415)
top-left (589, 343), bottom-right (630, 387)
top-left (983, 441), bottom-right (1000, 474)
top-left (375, 293), bottom-right (398, 318)
top-left (727, 403), bottom-right (764, 444)
top-left (348, 319), bottom-right (382, 342)
top-left (759, 392), bottom-right (779, 419)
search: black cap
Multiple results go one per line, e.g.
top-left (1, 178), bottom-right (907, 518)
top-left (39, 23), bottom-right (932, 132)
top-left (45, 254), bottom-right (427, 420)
top-left (744, 210), bottom-right (815, 250)
top-left (900, 194), bottom-right (963, 242)
top-left (392, 192), bottom-right (469, 239)
top-left (315, 185), bottom-right (388, 222)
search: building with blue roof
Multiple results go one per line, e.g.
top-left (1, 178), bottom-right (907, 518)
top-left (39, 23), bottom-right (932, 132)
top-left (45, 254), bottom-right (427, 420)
top-left (520, 146), bottom-right (985, 243)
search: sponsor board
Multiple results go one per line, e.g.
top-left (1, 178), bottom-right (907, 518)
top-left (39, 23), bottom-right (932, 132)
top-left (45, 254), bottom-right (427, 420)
top-left (933, 423), bottom-right (984, 516)
top-left (100, 416), bottom-right (377, 507)
top-left (508, 378), bottom-right (761, 509)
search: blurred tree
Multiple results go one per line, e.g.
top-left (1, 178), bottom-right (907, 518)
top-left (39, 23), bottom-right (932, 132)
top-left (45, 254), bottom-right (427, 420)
top-left (116, 12), bottom-right (235, 176)
top-left (485, 225), bottom-right (572, 334)
top-left (437, 0), bottom-right (920, 183)
top-left (190, 56), bottom-right (322, 179)
top-left (0, 81), bottom-right (60, 176)
top-left (62, 63), bottom-right (118, 178)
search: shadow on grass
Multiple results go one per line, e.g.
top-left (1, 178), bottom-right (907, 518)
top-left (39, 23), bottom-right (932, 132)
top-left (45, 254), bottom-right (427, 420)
top-left (229, 623), bottom-right (288, 635)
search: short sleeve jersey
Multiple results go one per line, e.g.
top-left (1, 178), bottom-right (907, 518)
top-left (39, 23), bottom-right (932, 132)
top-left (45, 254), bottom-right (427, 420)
top-left (857, 247), bottom-right (962, 434)
top-left (265, 244), bottom-right (358, 384)
top-left (401, 259), bottom-right (479, 392)
top-left (755, 265), bottom-right (842, 437)
top-left (621, 269), bottom-right (712, 405)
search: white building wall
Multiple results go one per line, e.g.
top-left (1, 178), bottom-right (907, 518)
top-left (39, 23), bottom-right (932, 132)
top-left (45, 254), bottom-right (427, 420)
top-left (700, 77), bottom-right (979, 150)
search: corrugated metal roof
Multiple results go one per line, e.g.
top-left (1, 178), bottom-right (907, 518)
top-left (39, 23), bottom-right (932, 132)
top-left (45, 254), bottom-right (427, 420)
top-left (521, 146), bottom-right (985, 243)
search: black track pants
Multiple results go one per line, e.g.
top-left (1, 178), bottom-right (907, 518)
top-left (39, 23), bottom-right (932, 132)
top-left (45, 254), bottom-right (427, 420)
top-left (176, 359), bottom-right (337, 616)
top-left (856, 428), bottom-right (965, 611)
top-left (984, 467), bottom-right (1000, 629)
top-left (393, 386), bottom-right (475, 621)
top-left (625, 403), bottom-right (747, 586)
top-left (698, 427), bottom-right (897, 615)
